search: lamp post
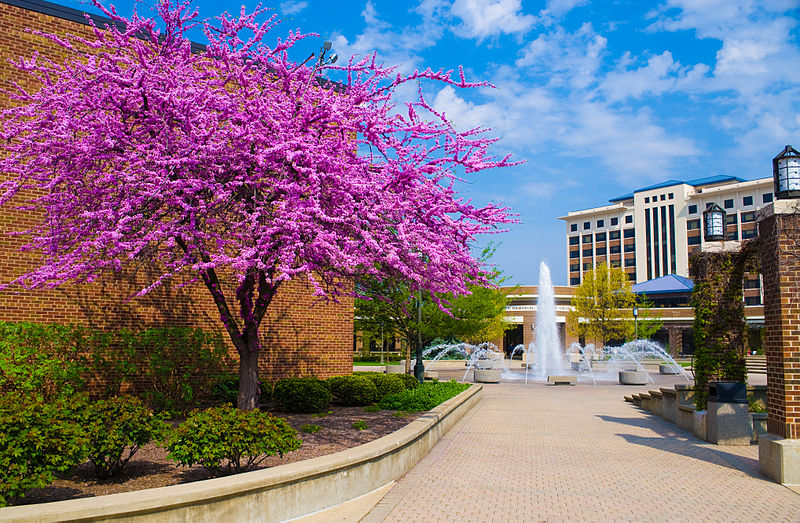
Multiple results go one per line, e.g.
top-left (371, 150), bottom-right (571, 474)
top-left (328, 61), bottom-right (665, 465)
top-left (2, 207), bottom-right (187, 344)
top-left (633, 305), bottom-right (639, 340)
top-left (703, 202), bottom-right (726, 242)
top-left (414, 290), bottom-right (425, 383)
top-left (773, 145), bottom-right (800, 200)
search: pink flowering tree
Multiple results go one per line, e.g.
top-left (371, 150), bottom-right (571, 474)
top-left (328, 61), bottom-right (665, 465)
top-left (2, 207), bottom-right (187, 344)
top-left (0, 1), bottom-right (514, 409)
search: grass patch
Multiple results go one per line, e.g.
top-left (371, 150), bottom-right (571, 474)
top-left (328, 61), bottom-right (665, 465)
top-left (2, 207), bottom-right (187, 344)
top-left (352, 420), bottom-right (367, 431)
top-left (299, 424), bottom-right (321, 433)
top-left (311, 410), bottom-right (332, 418)
top-left (378, 380), bottom-right (470, 412)
top-left (362, 405), bottom-right (380, 413)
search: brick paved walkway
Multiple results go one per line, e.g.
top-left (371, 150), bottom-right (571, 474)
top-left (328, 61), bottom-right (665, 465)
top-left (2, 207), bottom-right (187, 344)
top-left (363, 375), bottom-right (800, 522)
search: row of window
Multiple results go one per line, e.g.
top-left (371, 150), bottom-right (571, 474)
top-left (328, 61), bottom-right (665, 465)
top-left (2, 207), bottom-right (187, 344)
top-left (569, 229), bottom-right (635, 245)
top-left (570, 215), bottom-right (633, 232)
top-left (687, 193), bottom-right (772, 215)
top-left (571, 272), bottom-right (637, 285)
top-left (644, 193), bottom-right (674, 203)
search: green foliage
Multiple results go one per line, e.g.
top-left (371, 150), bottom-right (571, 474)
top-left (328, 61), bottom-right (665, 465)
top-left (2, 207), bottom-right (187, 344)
top-left (274, 377), bottom-right (331, 413)
top-left (567, 264), bottom-right (661, 346)
top-left (378, 380), bottom-right (470, 412)
top-left (212, 373), bottom-right (271, 406)
top-left (749, 397), bottom-right (767, 413)
top-left (0, 394), bottom-right (87, 506)
top-left (690, 247), bottom-right (758, 409)
top-left (325, 375), bottom-right (378, 406)
top-left (80, 395), bottom-right (166, 478)
top-left (167, 405), bottom-right (302, 475)
top-left (84, 327), bottom-right (140, 398)
top-left (352, 420), bottom-right (368, 431)
top-left (354, 372), bottom-right (406, 399)
top-left (363, 405), bottom-right (380, 412)
top-left (299, 423), bottom-right (321, 433)
top-left (311, 410), bottom-right (332, 418)
top-left (0, 322), bottom-right (88, 402)
top-left (393, 373), bottom-right (420, 390)
top-left (137, 327), bottom-right (230, 414)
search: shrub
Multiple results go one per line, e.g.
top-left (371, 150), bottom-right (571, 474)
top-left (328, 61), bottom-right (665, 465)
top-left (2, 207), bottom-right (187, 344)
top-left (394, 373), bottom-right (420, 391)
top-left (274, 377), bottom-right (331, 413)
top-left (81, 396), bottom-right (166, 478)
top-left (212, 373), bottom-right (272, 407)
top-left (0, 322), bottom-right (88, 402)
top-left (363, 405), bottom-right (380, 413)
top-left (378, 380), bottom-right (470, 412)
top-left (299, 424), bottom-right (321, 433)
top-left (326, 375), bottom-right (378, 406)
top-left (137, 327), bottom-right (232, 414)
top-left (167, 405), bottom-right (302, 475)
top-left (352, 420), bottom-right (367, 431)
top-left (0, 394), bottom-right (87, 506)
top-left (357, 373), bottom-right (405, 399)
top-left (84, 327), bottom-right (141, 399)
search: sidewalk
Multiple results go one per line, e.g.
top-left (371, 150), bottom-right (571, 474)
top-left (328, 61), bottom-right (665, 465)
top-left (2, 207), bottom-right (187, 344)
top-left (362, 374), bottom-right (800, 522)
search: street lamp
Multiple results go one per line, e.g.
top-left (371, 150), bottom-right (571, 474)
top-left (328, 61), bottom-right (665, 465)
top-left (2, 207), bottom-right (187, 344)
top-left (773, 145), bottom-right (800, 200)
top-left (703, 202), bottom-right (726, 242)
top-left (632, 305), bottom-right (639, 340)
top-left (414, 290), bottom-right (425, 383)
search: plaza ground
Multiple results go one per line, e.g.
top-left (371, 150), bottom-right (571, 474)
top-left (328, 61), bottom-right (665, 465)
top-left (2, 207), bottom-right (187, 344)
top-left (360, 371), bottom-right (800, 522)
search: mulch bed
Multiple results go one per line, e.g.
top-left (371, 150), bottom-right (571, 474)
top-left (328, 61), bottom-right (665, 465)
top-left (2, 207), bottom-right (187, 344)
top-left (18, 406), bottom-right (420, 506)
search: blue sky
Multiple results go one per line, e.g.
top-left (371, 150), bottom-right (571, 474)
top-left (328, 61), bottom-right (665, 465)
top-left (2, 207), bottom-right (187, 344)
top-left (62, 0), bottom-right (800, 285)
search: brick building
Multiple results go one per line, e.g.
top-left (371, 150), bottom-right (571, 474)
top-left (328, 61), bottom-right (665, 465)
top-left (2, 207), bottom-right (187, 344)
top-left (0, 0), bottom-right (353, 382)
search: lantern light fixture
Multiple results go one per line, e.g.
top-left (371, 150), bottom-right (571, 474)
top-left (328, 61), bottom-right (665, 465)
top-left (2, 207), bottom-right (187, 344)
top-left (773, 145), bottom-right (800, 200)
top-left (703, 202), bottom-right (726, 242)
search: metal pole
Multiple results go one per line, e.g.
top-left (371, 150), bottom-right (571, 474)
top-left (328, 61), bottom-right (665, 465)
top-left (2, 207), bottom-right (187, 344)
top-left (414, 290), bottom-right (425, 383)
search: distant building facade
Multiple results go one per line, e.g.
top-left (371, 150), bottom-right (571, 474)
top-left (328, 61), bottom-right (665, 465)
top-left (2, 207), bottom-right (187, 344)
top-left (558, 175), bottom-right (772, 307)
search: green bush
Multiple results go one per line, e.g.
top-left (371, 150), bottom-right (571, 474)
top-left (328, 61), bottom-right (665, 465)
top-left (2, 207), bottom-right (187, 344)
top-left (0, 394), bottom-right (87, 506)
top-left (378, 380), bottom-right (470, 412)
top-left (81, 395), bottom-right (166, 478)
top-left (84, 328), bottom-right (140, 399)
top-left (357, 373), bottom-right (405, 399)
top-left (167, 405), bottom-right (302, 475)
top-left (352, 420), bottom-right (367, 431)
top-left (299, 424), bottom-right (321, 433)
top-left (212, 373), bottom-right (272, 407)
top-left (394, 373), bottom-right (420, 391)
top-left (274, 377), bottom-right (331, 413)
top-left (0, 322), bottom-right (88, 402)
top-left (326, 375), bottom-right (378, 406)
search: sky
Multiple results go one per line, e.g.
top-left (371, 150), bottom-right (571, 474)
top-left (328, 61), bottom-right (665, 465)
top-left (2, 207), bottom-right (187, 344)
top-left (59, 0), bottom-right (800, 285)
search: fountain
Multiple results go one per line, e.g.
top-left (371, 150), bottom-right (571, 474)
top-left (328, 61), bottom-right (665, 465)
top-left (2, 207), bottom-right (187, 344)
top-left (531, 262), bottom-right (566, 381)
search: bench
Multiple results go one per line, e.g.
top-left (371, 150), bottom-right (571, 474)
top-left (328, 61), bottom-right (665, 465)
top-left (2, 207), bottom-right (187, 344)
top-left (547, 375), bottom-right (576, 386)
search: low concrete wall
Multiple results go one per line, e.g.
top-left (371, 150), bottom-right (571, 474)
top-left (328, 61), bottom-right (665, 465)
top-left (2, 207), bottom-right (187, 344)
top-left (1, 386), bottom-right (483, 522)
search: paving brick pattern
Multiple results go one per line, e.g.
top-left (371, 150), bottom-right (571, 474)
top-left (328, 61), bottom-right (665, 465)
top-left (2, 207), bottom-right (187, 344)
top-left (364, 379), bottom-right (800, 522)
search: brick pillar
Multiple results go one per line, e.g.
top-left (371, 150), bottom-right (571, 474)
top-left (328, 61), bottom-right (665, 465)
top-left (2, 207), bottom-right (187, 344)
top-left (757, 200), bottom-right (800, 439)
top-left (667, 326), bottom-right (682, 357)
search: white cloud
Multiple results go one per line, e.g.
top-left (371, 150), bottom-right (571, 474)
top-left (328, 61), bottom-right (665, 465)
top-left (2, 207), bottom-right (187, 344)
top-left (542, 0), bottom-right (588, 18)
top-left (450, 0), bottom-right (536, 41)
top-left (600, 51), bottom-right (710, 101)
top-left (279, 1), bottom-right (308, 16)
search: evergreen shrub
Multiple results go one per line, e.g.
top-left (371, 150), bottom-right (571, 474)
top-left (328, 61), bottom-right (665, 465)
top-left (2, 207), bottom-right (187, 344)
top-left (378, 380), bottom-right (470, 412)
top-left (326, 375), bottom-right (378, 406)
top-left (274, 377), bottom-right (331, 413)
top-left (355, 372), bottom-right (405, 399)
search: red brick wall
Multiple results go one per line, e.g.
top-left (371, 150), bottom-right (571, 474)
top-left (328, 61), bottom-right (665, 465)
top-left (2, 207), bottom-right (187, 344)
top-left (759, 209), bottom-right (800, 438)
top-left (0, 1), bottom-right (353, 384)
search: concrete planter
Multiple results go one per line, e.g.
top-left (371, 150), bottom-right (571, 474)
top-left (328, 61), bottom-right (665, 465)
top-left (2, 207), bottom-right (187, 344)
top-left (474, 359), bottom-right (494, 370)
top-left (619, 370), bottom-right (649, 385)
top-left (385, 364), bottom-right (406, 374)
top-left (474, 369), bottom-right (502, 383)
top-left (659, 363), bottom-right (681, 375)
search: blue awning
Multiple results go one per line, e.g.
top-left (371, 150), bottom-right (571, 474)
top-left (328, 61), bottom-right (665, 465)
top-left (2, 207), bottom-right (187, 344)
top-left (632, 274), bottom-right (694, 295)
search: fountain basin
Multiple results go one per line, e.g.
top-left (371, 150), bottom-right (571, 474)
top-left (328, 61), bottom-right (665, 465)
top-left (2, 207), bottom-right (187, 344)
top-left (385, 364), bottom-right (405, 374)
top-left (619, 370), bottom-right (649, 385)
top-left (659, 363), bottom-right (681, 375)
top-left (474, 369), bottom-right (501, 383)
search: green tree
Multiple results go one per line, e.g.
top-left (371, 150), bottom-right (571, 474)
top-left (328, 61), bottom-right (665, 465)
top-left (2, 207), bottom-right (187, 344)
top-left (567, 264), bottom-right (660, 346)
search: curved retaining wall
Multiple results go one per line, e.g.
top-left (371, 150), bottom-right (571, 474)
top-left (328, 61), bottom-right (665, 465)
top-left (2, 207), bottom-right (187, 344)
top-left (1, 385), bottom-right (483, 522)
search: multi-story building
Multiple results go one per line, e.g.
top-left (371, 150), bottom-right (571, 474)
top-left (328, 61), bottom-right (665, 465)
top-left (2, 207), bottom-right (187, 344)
top-left (558, 175), bottom-right (773, 306)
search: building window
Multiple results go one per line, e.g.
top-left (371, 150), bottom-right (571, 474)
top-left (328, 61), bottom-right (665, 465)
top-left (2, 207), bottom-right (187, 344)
top-left (610, 260), bottom-right (621, 268)
top-left (584, 221), bottom-right (590, 230)
top-left (743, 195), bottom-right (753, 206)
top-left (644, 197), bottom-right (649, 203)
top-left (624, 243), bottom-right (635, 252)
top-left (582, 234), bottom-right (592, 243)
top-left (596, 232), bottom-right (606, 242)
top-left (726, 214), bottom-right (738, 225)
top-left (570, 277), bottom-right (580, 286)
top-left (583, 262), bottom-right (593, 270)
top-left (611, 217), bottom-right (618, 226)
top-left (688, 204), bottom-right (697, 214)
top-left (668, 193), bottom-right (674, 199)
top-left (583, 248), bottom-right (593, 257)
top-left (569, 236), bottom-right (579, 245)
top-left (687, 219), bottom-right (700, 230)
top-left (724, 198), bottom-right (734, 209)
top-left (610, 245), bottom-right (621, 254)
top-left (623, 228), bottom-right (635, 238)
top-left (625, 257), bottom-right (635, 267)
top-left (688, 235), bottom-right (701, 245)
top-left (742, 228), bottom-right (758, 239)
top-left (570, 263), bottom-right (580, 272)
top-left (763, 192), bottom-right (773, 203)
top-left (570, 250), bottom-right (579, 259)
top-left (744, 278), bottom-right (760, 289)
top-left (745, 296), bottom-right (762, 306)
top-left (597, 219), bottom-right (604, 228)
top-left (727, 230), bottom-right (738, 241)
top-left (610, 230), bottom-right (621, 240)
top-left (660, 194), bottom-right (666, 201)
top-left (596, 247), bottom-right (607, 256)
top-left (625, 215), bottom-right (633, 224)
top-left (570, 223), bottom-right (578, 232)
top-left (628, 272), bottom-right (637, 281)
top-left (741, 212), bottom-right (756, 223)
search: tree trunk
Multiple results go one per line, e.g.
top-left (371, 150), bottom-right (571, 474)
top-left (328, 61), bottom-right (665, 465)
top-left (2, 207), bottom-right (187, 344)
top-left (237, 341), bottom-right (260, 410)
